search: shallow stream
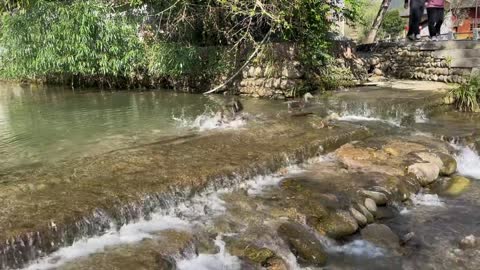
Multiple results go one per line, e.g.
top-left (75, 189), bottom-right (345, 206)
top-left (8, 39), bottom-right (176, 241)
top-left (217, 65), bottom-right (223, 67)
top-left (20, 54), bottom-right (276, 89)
top-left (0, 83), bottom-right (479, 270)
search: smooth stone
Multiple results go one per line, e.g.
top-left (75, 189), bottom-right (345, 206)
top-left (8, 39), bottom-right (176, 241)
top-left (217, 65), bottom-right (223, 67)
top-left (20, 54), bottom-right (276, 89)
top-left (443, 176), bottom-right (471, 197)
top-left (277, 222), bottom-right (327, 266)
top-left (361, 190), bottom-right (388, 206)
top-left (361, 224), bottom-right (400, 251)
top-left (408, 162), bottom-right (440, 186)
top-left (460, 235), bottom-right (477, 249)
top-left (349, 207), bottom-right (367, 227)
top-left (415, 152), bottom-right (443, 171)
top-left (364, 198), bottom-right (377, 214)
top-left (355, 203), bottom-right (374, 223)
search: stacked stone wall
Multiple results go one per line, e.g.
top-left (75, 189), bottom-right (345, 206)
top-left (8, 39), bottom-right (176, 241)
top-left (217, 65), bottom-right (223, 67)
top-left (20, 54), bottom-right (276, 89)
top-left (359, 43), bottom-right (472, 84)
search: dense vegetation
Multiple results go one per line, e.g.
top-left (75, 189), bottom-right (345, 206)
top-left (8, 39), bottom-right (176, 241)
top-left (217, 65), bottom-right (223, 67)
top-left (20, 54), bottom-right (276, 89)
top-left (0, 0), bottom-right (360, 90)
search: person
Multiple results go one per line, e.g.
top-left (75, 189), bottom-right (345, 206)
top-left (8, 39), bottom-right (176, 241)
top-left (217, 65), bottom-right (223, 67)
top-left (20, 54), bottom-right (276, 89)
top-left (426, 0), bottom-right (445, 41)
top-left (405, 0), bottom-right (426, 41)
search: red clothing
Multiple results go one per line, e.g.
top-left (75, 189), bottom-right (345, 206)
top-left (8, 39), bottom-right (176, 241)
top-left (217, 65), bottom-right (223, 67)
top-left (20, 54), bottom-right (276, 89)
top-left (426, 0), bottom-right (445, 8)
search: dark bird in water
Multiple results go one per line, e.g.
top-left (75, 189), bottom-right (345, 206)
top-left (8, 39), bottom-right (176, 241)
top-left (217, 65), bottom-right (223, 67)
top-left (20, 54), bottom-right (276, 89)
top-left (215, 98), bottom-right (244, 125)
top-left (286, 92), bottom-right (314, 116)
top-left (225, 98), bottom-right (244, 116)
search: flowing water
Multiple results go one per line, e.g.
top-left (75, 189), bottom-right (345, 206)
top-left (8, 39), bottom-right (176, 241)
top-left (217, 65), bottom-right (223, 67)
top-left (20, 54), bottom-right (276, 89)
top-left (1, 83), bottom-right (479, 270)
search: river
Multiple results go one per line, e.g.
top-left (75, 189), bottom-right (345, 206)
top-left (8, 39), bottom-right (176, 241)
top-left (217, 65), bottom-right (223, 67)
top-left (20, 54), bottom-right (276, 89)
top-left (0, 82), bottom-right (479, 270)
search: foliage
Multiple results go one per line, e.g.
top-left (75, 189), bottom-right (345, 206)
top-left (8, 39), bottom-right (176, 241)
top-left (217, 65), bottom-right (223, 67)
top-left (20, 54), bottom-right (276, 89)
top-left (146, 43), bottom-right (232, 78)
top-left (0, 0), bottom-right (362, 88)
top-left (0, 0), bottom-right (144, 85)
top-left (450, 76), bottom-right (480, 112)
top-left (380, 10), bottom-right (405, 38)
top-left (345, 0), bottom-right (381, 41)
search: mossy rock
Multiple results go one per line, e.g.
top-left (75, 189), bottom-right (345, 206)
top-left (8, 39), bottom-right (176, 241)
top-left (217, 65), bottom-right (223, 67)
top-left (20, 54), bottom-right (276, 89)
top-left (442, 176), bottom-right (471, 197)
top-left (225, 238), bottom-right (275, 265)
top-left (277, 222), bottom-right (327, 267)
top-left (307, 210), bottom-right (358, 239)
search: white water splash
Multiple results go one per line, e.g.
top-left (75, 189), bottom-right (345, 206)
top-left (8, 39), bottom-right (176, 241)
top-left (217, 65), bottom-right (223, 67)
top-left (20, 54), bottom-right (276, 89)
top-left (454, 145), bottom-right (480, 180)
top-left (338, 115), bottom-right (401, 127)
top-left (25, 215), bottom-right (189, 270)
top-left (329, 240), bottom-right (385, 258)
top-left (173, 111), bottom-right (247, 132)
top-left (414, 108), bottom-right (429, 123)
top-left (410, 193), bottom-right (444, 207)
top-left (23, 157), bottom-right (316, 269)
top-left (177, 235), bottom-right (242, 270)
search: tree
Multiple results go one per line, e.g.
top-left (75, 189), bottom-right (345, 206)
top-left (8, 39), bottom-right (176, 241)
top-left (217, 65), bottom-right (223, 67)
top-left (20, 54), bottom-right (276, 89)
top-left (365, 0), bottom-right (392, 43)
top-left (381, 10), bottom-right (405, 38)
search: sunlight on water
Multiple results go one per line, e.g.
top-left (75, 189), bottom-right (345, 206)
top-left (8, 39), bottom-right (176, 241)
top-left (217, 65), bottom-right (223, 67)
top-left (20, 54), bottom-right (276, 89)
top-left (410, 193), bottom-right (444, 207)
top-left (454, 145), bottom-right (480, 180)
top-left (329, 240), bottom-right (385, 258)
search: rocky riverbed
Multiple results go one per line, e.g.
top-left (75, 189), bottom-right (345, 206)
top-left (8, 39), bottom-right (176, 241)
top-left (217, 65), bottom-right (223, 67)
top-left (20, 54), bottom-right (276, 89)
top-left (1, 83), bottom-right (479, 270)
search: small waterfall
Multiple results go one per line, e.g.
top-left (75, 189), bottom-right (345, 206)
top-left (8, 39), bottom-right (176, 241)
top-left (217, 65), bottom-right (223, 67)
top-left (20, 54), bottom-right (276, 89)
top-left (454, 145), bottom-right (480, 180)
top-left (20, 154), bottom-right (327, 270)
top-left (176, 235), bottom-right (242, 270)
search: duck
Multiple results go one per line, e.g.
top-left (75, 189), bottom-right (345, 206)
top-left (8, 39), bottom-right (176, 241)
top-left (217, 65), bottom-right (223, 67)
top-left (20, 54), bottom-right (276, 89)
top-left (286, 92), bottom-right (314, 116)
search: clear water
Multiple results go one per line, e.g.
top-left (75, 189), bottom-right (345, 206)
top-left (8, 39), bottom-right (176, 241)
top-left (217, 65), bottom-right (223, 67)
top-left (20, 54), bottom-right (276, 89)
top-left (3, 83), bottom-right (480, 270)
top-left (0, 84), bottom-right (282, 171)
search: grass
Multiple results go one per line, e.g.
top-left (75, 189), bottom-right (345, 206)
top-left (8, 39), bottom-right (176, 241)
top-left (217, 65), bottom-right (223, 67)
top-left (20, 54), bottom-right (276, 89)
top-left (450, 76), bottom-right (480, 112)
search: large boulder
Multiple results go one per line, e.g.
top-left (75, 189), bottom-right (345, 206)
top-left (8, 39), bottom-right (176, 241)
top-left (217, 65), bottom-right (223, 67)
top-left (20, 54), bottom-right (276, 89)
top-left (226, 239), bottom-right (275, 265)
top-left (277, 222), bottom-right (328, 267)
top-left (407, 162), bottom-right (440, 186)
top-left (361, 224), bottom-right (400, 251)
top-left (415, 152), bottom-right (457, 176)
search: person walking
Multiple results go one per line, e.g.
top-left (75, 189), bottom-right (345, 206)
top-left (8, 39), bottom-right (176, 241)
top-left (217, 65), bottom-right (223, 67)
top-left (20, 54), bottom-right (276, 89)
top-left (405, 0), bottom-right (426, 41)
top-left (426, 0), bottom-right (445, 41)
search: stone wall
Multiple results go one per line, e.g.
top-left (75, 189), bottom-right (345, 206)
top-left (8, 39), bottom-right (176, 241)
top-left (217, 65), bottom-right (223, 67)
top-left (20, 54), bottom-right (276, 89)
top-left (238, 44), bottom-right (305, 99)
top-left (358, 42), bottom-right (475, 84)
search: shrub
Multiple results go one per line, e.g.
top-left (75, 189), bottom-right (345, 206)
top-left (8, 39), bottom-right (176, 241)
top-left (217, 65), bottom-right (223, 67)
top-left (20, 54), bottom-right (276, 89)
top-left (450, 76), bottom-right (480, 112)
top-left (0, 0), bottom-right (144, 85)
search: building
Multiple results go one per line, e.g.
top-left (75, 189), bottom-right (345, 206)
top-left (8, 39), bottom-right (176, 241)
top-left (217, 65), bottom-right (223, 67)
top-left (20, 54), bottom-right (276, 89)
top-left (447, 0), bottom-right (480, 39)
top-left (400, 0), bottom-right (480, 39)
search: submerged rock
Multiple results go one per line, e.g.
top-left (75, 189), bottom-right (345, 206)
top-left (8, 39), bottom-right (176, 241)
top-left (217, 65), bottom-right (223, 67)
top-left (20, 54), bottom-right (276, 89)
top-left (407, 162), bottom-right (440, 186)
top-left (277, 222), bottom-right (327, 267)
top-left (225, 239), bottom-right (275, 265)
top-left (361, 224), bottom-right (400, 251)
top-left (266, 257), bottom-right (289, 270)
top-left (443, 176), bottom-right (471, 197)
top-left (308, 210), bottom-right (359, 239)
